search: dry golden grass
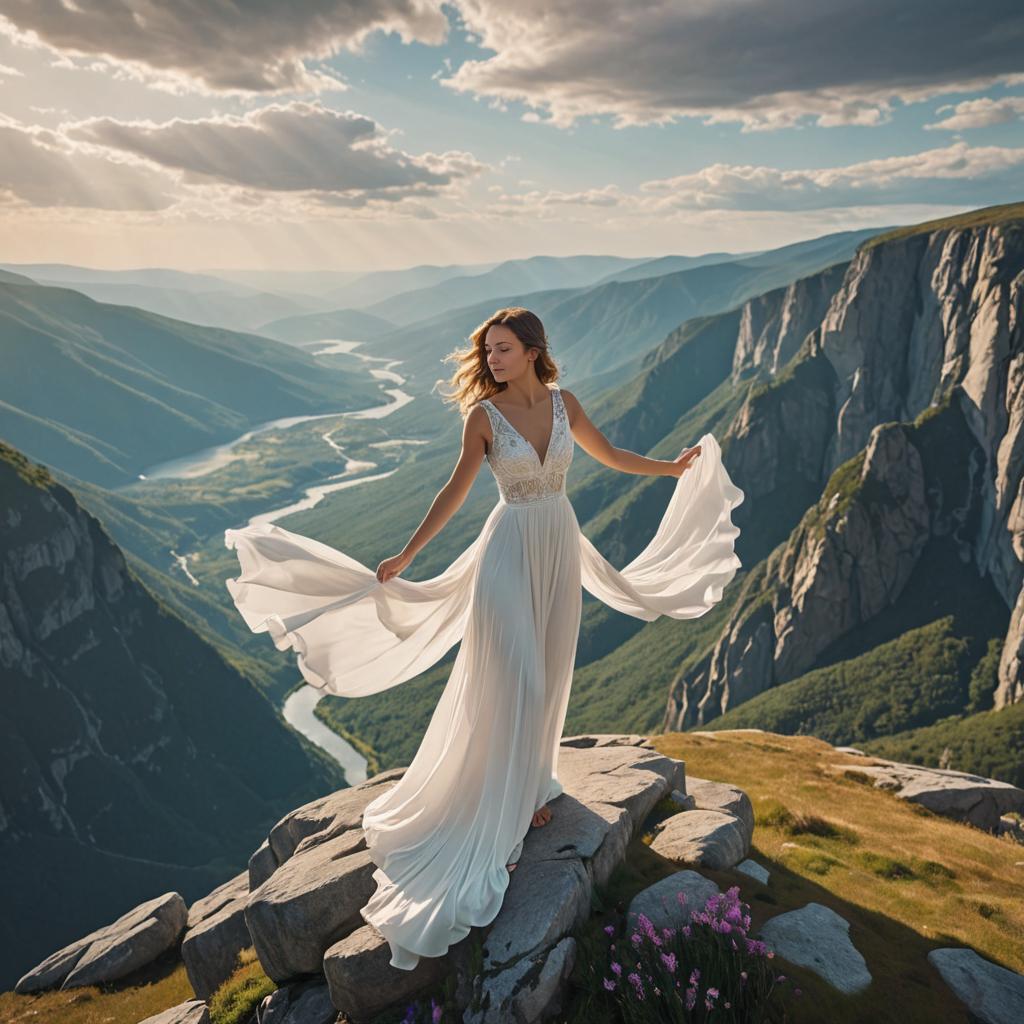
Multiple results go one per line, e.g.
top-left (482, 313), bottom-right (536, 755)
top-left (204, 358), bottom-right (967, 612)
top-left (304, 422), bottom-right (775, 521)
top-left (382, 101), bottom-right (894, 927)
top-left (0, 947), bottom-right (272, 1024)
top-left (0, 947), bottom-right (193, 1024)
top-left (624, 728), bottom-right (1024, 1023)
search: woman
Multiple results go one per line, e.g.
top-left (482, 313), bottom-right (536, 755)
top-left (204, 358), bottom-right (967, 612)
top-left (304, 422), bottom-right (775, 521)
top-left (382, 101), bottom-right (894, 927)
top-left (224, 306), bottom-right (744, 971)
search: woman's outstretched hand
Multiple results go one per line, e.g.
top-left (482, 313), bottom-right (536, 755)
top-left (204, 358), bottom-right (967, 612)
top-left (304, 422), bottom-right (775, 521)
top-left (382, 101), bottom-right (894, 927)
top-left (376, 551), bottom-right (413, 583)
top-left (670, 444), bottom-right (702, 478)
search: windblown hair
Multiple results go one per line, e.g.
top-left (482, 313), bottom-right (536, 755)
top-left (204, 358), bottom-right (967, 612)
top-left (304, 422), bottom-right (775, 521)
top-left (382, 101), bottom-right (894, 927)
top-left (435, 306), bottom-right (559, 418)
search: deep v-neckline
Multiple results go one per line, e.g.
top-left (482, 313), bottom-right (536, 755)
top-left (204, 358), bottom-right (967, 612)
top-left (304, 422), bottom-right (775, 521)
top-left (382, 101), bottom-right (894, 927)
top-left (487, 387), bottom-right (558, 470)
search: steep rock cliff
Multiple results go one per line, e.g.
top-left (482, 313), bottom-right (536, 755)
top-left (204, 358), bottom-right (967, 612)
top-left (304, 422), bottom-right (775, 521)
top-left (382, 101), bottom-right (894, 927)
top-left (667, 213), bottom-right (1023, 727)
top-left (0, 440), bottom-right (345, 990)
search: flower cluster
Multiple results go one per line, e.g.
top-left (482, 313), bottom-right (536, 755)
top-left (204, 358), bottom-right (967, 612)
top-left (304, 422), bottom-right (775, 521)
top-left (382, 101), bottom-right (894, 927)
top-left (594, 884), bottom-right (799, 1022)
top-left (401, 994), bottom-right (444, 1023)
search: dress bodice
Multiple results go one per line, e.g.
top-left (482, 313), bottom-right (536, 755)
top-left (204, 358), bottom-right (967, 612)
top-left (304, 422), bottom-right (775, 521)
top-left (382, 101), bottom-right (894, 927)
top-left (478, 385), bottom-right (573, 505)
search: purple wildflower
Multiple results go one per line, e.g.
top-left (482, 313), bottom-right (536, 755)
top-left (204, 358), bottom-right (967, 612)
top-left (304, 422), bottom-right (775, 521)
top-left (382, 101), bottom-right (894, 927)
top-left (659, 951), bottom-right (677, 972)
top-left (603, 924), bottom-right (616, 936)
top-left (610, 962), bottom-right (622, 976)
top-left (602, 977), bottom-right (617, 991)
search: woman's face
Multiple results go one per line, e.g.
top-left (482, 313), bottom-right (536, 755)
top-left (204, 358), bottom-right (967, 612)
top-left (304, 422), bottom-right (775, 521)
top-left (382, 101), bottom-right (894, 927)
top-left (484, 323), bottom-right (535, 383)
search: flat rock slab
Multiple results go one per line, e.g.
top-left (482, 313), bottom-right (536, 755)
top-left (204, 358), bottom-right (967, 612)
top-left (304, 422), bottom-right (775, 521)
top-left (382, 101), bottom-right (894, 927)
top-left (561, 733), bottom-right (655, 749)
top-left (138, 998), bottom-right (210, 1024)
top-left (464, 935), bottom-right (577, 1024)
top-left (187, 871), bottom-right (249, 930)
top-left (829, 759), bottom-right (1024, 830)
top-left (627, 870), bottom-right (721, 935)
top-left (758, 902), bottom-right (871, 994)
top-left (648, 809), bottom-right (750, 870)
top-left (686, 776), bottom-right (755, 844)
top-left (317, 737), bottom-right (684, 1020)
top-left (15, 891), bottom-right (187, 993)
top-left (927, 947), bottom-right (1024, 1024)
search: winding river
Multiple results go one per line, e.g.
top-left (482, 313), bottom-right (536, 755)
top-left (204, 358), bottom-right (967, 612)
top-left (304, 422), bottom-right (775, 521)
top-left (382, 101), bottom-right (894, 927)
top-left (140, 339), bottom-right (421, 786)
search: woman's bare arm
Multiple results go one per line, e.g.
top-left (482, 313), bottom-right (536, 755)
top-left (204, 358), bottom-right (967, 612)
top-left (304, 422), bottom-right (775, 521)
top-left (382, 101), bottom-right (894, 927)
top-left (560, 388), bottom-right (700, 478)
top-left (376, 404), bottom-right (490, 581)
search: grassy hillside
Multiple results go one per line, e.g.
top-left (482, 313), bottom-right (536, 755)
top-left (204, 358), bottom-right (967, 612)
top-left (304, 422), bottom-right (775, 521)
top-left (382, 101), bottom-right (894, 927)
top-left (859, 200), bottom-right (1024, 252)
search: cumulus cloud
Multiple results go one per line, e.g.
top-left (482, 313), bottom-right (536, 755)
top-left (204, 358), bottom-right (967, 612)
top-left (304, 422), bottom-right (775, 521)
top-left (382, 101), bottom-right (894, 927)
top-left (641, 142), bottom-right (1024, 211)
top-left (0, 0), bottom-right (449, 94)
top-left (925, 96), bottom-right (1024, 131)
top-left (0, 117), bottom-right (177, 209)
top-left (486, 142), bottom-right (1024, 217)
top-left (65, 101), bottom-right (487, 205)
top-left (443, 0), bottom-right (1024, 130)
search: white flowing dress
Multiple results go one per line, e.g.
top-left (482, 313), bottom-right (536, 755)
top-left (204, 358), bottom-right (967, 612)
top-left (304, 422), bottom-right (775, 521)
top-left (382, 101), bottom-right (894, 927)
top-left (224, 383), bottom-right (744, 970)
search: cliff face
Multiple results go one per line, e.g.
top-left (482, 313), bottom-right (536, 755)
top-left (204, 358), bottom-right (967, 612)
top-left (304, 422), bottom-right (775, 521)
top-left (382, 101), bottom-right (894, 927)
top-left (667, 218), bottom-right (1024, 727)
top-left (0, 441), bottom-right (345, 990)
top-left (731, 261), bottom-right (849, 383)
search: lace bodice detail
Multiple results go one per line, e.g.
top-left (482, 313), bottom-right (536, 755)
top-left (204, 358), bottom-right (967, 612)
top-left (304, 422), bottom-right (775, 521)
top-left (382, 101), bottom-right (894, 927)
top-left (479, 385), bottom-right (573, 505)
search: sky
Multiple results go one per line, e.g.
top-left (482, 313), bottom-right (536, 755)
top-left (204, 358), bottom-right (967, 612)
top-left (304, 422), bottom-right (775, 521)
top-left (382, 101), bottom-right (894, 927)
top-left (0, 0), bottom-right (1022, 273)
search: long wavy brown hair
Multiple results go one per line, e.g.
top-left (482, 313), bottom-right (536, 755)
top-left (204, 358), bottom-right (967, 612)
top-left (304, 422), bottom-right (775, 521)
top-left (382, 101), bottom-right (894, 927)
top-left (435, 306), bottom-right (560, 417)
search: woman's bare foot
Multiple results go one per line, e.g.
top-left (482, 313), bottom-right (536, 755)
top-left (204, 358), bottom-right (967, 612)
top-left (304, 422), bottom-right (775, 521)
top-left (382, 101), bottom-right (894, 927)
top-left (507, 805), bottom-right (554, 870)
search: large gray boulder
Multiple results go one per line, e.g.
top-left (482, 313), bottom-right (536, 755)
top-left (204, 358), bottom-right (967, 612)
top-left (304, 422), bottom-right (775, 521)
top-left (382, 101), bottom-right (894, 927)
top-left (182, 871), bottom-right (253, 1000)
top-left (15, 891), bottom-right (188, 993)
top-left (686, 776), bottom-right (755, 845)
top-left (626, 869), bottom-right (721, 935)
top-left (648, 808), bottom-right (750, 869)
top-left (758, 902), bottom-right (872, 995)
top-left (927, 947), bottom-right (1024, 1024)
top-left (323, 924), bottom-right (449, 1020)
top-left (246, 836), bottom-right (378, 982)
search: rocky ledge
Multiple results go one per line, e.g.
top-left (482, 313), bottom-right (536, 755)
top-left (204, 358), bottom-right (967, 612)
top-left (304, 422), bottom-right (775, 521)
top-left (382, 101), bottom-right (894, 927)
top-left (14, 733), bottom-right (1024, 1024)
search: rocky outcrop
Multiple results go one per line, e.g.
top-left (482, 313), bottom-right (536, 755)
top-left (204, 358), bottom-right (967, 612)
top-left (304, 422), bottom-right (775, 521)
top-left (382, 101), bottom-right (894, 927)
top-left (669, 418), bottom-right (932, 726)
top-left (15, 892), bottom-right (187, 993)
top-left (320, 737), bottom-right (687, 1022)
top-left (828, 754), bottom-right (1024, 831)
top-left (667, 215), bottom-right (1024, 727)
